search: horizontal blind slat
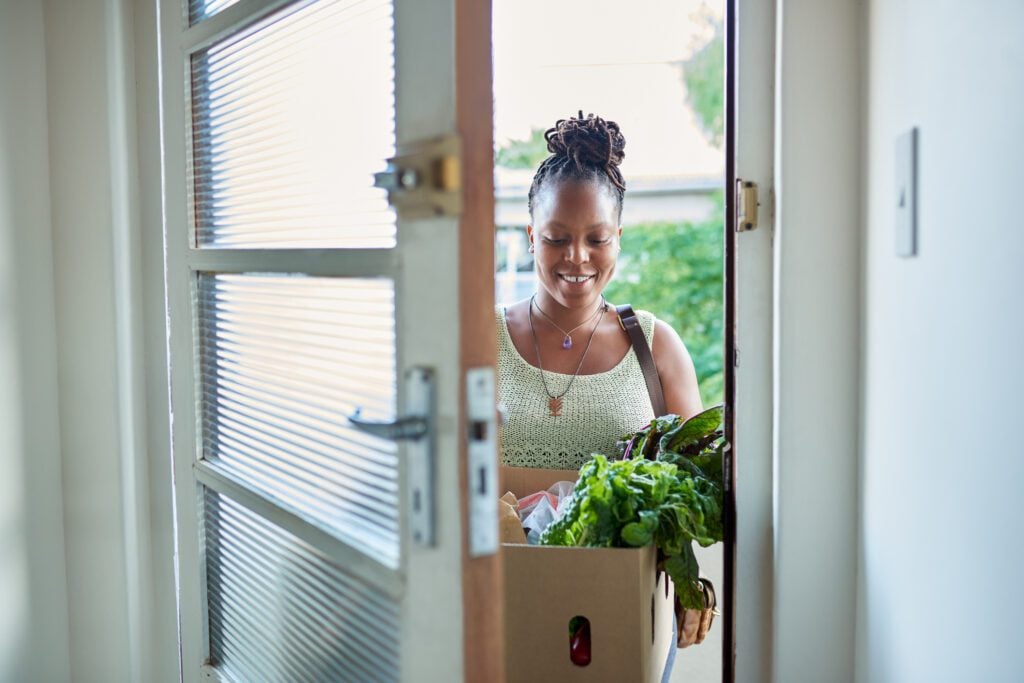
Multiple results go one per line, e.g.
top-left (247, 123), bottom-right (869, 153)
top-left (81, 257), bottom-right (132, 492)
top-left (190, 0), bottom-right (396, 248)
top-left (199, 273), bottom-right (400, 567)
top-left (205, 490), bottom-right (399, 682)
top-left (189, 0), bottom-right (241, 24)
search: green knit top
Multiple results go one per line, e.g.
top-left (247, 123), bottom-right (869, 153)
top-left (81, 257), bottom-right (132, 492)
top-left (496, 305), bottom-right (658, 470)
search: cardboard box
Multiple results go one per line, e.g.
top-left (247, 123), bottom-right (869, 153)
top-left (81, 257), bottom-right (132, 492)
top-left (501, 466), bottom-right (675, 683)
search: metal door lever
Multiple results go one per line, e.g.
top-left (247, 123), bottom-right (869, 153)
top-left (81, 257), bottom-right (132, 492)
top-left (347, 367), bottom-right (436, 546)
top-left (348, 409), bottom-right (428, 441)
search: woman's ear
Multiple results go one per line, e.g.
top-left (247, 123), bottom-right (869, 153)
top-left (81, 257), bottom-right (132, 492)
top-left (526, 225), bottom-right (535, 253)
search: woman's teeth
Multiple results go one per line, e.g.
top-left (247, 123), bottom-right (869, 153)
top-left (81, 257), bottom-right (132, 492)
top-left (560, 274), bottom-right (594, 283)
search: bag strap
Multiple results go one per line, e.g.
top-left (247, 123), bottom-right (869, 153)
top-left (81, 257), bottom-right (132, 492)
top-left (616, 304), bottom-right (667, 418)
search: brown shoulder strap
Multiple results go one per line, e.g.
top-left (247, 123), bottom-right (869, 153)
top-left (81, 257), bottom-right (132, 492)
top-left (616, 304), bottom-right (667, 418)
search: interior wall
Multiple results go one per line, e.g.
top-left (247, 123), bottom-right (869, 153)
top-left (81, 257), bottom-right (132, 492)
top-left (857, 2), bottom-right (1024, 681)
top-left (0, 2), bottom-right (72, 680)
top-left (772, 0), bottom-right (861, 680)
top-left (42, 0), bottom-right (146, 679)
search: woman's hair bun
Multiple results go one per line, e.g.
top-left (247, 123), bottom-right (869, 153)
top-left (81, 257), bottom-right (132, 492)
top-left (544, 111), bottom-right (626, 172)
top-left (527, 111), bottom-right (628, 218)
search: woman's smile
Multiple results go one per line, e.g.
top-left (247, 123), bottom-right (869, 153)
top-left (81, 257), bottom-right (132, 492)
top-left (558, 273), bottom-right (597, 284)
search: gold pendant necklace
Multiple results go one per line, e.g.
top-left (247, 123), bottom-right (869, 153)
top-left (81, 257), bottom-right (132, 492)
top-left (529, 295), bottom-right (606, 417)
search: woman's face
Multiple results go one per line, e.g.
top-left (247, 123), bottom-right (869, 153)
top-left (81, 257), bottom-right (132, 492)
top-left (528, 180), bottom-right (622, 311)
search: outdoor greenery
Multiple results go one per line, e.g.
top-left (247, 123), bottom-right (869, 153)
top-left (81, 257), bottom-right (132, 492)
top-left (680, 13), bottom-right (724, 148)
top-left (494, 127), bottom-right (549, 169)
top-left (603, 197), bottom-right (724, 406)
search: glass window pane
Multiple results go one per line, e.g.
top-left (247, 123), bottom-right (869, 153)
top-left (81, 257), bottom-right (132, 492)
top-left (189, 0), bottom-right (241, 24)
top-left (190, 0), bottom-right (396, 248)
top-left (205, 489), bottom-right (400, 682)
top-left (198, 273), bottom-right (399, 567)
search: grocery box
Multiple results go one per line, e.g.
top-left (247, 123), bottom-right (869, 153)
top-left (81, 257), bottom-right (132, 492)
top-left (501, 466), bottom-right (676, 683)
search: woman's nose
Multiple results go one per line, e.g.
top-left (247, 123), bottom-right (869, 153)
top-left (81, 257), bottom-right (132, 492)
top-left (565, 242), bottom-right (590, 264)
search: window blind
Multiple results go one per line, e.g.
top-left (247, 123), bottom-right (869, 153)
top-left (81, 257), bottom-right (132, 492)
top-left (205, 489), bottom-right (400, 682)
top-left (198, 273), bottom-right (400, 567)
top-left (189, 0), bottom-right (241, 23)
top-left (190, 0), bottom-right (396, 247)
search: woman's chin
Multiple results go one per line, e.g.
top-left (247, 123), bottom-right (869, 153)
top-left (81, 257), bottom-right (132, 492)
top-left (546, 284), bottom-right (603, 307)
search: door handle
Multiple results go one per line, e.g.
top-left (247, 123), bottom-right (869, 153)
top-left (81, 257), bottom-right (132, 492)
top-left (348, 367), bottom-right (436, 547)
top-left (348, 409), bottom-right (428, 441)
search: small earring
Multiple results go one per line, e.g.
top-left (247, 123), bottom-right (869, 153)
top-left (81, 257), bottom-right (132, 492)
top-left (528, 245), bottom-right (535, 254)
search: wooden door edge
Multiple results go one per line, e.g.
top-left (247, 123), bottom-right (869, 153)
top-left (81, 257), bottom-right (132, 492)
top-left (455, 0), bottom-right (504, 681)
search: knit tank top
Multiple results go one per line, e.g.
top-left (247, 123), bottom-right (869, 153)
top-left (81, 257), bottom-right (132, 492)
top-left (496, 306), bottom-right (657, 470)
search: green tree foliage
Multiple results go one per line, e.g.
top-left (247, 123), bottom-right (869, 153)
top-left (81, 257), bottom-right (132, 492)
top-left (604, 195), bottom-right (724, 407)
top-left (681, 13), bottom-right (724, 148)
top-left (494, 128), bottom-right (549, 169)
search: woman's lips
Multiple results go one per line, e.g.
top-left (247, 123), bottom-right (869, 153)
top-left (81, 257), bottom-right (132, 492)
top-left (558, 274), bottom-right (596, 284)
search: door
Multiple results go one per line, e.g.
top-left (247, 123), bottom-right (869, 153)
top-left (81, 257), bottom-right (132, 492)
top-left (159, 0), bottom-right (499, 681)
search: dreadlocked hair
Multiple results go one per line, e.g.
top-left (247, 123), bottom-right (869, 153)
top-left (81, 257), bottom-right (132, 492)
top-left (527, 111), bottom-right (627, 221)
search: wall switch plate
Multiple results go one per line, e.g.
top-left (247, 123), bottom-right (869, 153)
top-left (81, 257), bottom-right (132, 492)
top-left (895, 127), bottom-right (919, 257)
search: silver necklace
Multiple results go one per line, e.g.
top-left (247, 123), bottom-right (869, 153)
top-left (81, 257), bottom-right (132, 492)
top-left (532, 295), bottom-right (607, 349)
top-left (528, 297), bottom-right (607, 417)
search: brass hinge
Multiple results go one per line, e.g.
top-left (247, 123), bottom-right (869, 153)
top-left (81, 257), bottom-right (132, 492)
top-left (735, 179), bottom-right (759, 232)
top-left (374, 134), bottom-right (462, 219)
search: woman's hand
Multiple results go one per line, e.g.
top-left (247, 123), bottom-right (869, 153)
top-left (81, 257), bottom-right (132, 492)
top-left (677, 605), bottom-right (714, 648)
top-left (676, 578), bottom-right (717, 648)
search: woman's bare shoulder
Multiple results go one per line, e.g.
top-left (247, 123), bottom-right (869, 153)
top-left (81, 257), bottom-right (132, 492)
top-left (649, 316), bottom-right (703, 418)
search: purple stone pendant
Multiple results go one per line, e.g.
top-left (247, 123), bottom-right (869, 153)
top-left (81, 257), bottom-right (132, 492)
top-left (562, 335), bottom-right (573, 350)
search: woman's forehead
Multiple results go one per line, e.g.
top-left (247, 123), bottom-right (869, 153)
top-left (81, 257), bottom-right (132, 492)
top-left (542, 219), bottom-right (614, 232)
top-left (533, 180), bottom-right (619, 222)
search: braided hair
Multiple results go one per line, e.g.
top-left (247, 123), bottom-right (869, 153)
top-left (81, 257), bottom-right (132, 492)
top-left (527, 111), bottom-right (627, 222)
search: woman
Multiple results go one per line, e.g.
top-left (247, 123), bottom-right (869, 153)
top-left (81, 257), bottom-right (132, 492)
top-left (497, 112), bottom-right (703, 470)
top-left (497, 112), bottom-right (713, 672)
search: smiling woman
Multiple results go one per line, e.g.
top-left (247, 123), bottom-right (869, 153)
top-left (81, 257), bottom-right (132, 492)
top-left (496, 112), bottom-right (703, 470)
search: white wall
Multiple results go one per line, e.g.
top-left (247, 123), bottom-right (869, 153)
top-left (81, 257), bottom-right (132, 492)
top-left (0, 3), bottom-right (73, 681)
top-left (0, 0), bottom-right (177, 679)
top-left (41, 0), bottom-right (161, 679)
top-left (857, 2), bottom-right (1024, 681)
top-left (773, 0), bottom-right (861, 680)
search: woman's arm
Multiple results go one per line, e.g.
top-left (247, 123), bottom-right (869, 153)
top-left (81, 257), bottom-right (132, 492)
top-left (650, 319), bottom-right (704, 419)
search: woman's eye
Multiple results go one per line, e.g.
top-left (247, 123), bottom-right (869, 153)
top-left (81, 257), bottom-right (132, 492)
top-left (543, 238), bottom-right (566, 245)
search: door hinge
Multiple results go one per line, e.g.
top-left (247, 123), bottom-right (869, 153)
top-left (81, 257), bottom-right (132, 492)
top-left (736, 178), bottom-right (759, 232)
top-left (374, 134), bottom-right (462, 219)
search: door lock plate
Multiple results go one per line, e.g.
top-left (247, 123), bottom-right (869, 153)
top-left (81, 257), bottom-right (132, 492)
top-left (374, 134), bottom-right (462, 219)
top-left (466, 367), bottom-right (498, 557)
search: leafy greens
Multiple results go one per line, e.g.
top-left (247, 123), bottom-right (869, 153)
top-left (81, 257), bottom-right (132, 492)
top-left (539, 405), bottom-right (725, 610)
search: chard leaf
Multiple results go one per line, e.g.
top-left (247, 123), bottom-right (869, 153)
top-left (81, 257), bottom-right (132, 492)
top-left (663, 545), bottom-right (706, 610)
top-left (659, 405), bottom-right (724, 453)
top-left (622, 522), bottom-right (654, 546)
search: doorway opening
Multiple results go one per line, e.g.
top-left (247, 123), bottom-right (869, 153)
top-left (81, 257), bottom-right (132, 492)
top-left (492, 2), bottom-right (727, 680)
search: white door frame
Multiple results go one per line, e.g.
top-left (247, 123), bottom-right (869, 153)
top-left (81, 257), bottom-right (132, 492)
top-left (728, 0), bottom-right (777, 680)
